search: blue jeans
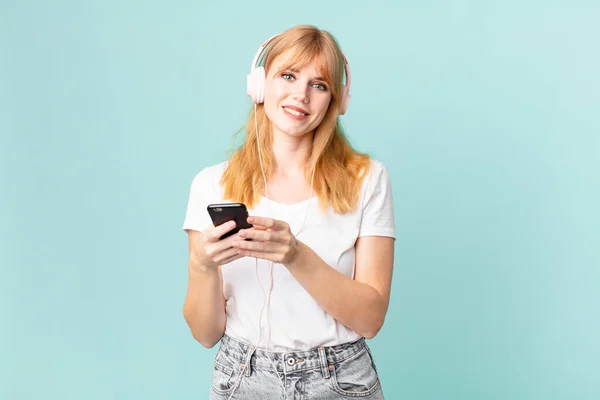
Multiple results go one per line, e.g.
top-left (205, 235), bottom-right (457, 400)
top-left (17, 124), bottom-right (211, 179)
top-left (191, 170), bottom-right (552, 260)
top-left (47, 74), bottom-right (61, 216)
top-left (210, 334), bottom-right (384, 399)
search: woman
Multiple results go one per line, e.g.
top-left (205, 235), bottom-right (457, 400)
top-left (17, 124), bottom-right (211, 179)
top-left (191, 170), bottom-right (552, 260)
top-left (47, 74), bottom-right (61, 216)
top-left (182, 24), bottom-right (395, 399)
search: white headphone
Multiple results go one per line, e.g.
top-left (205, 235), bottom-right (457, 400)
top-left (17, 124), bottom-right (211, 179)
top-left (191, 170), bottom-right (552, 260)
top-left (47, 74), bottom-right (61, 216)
top-left (246, 33), bottom-right (352, 115)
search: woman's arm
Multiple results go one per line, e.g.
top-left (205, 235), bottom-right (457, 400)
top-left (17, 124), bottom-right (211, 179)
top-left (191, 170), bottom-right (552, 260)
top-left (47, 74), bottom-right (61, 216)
top-left (182, 266), bottom-right (226, 348)
top-left (183, 227), bottom-right (239, 348)
top-left (285, 236), bottom-right (394, 338)
top-left (234, 217), bottom-right (395, 338)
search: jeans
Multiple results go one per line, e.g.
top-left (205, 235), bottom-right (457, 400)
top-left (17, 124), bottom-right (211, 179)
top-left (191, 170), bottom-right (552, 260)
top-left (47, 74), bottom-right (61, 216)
top-left (210, 334), bottom-right (384, 399)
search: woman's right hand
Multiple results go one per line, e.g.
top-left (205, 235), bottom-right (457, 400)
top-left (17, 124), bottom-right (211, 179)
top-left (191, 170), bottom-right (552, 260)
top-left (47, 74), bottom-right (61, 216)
top-left (188, 220), bottom-right (243, 273)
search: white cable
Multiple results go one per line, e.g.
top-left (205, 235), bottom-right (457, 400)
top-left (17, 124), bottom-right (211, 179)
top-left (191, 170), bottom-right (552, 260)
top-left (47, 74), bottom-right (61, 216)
top-left (250, 104), bottom-right (285, 399)
top-left (227, 105), bottom-right (316, 400)
top-left (243, 103), bottom-right (315, 400)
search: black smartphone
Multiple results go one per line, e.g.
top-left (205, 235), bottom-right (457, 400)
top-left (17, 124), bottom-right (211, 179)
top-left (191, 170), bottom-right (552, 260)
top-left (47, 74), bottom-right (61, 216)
top-left (206, 203), bottom-right (253, 240)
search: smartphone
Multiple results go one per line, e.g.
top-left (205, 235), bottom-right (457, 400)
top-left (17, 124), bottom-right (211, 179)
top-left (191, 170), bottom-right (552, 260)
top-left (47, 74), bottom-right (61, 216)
top-left (207, 203), bottom-right (253, 240)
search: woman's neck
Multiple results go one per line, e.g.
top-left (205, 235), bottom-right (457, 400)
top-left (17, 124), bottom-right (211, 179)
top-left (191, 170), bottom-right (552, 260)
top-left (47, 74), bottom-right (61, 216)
top-left (271, 130), bottom-right (314, 178)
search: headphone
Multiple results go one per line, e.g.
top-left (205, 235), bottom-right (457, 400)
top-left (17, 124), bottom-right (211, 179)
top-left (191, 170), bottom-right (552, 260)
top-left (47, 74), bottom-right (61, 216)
top-left (246, 33), bottom-right (352, 115)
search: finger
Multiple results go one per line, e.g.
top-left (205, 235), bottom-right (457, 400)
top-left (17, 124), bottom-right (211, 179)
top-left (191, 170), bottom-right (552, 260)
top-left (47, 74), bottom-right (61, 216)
top-left (221, 232), bottom-right (242, 245)
top-left (247, 216), bottom-right (286, 231)
top-left (215, 246), bottom-right (243, 264)
top-left (219, 253), bottom-right (243, 265)
top-left (208, 220), bottom-right (237, 242)
top-left (234, 249), bottom-right (281, 263)
top-left (238, 228), bottom-right (279, 242)
top-left (233, 239), bottom-right (285, 254)
top-left (211, 233), bottom-right (241, 254)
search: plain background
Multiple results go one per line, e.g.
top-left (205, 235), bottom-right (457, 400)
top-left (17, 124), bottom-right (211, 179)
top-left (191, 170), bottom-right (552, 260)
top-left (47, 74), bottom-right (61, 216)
top-left (1, 1), bottom-right (599, 399)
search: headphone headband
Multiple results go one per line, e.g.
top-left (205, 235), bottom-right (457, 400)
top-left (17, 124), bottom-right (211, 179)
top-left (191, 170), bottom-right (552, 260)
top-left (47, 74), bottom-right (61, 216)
top-left (246, 32), bottom-right (352, 115)
top-left (249, 34), bottom-right (280, 71)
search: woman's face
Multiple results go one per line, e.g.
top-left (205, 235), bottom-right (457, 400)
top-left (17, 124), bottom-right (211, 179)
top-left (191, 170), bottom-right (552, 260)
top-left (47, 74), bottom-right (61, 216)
top-left (263, 53), bottom-right (333, 139)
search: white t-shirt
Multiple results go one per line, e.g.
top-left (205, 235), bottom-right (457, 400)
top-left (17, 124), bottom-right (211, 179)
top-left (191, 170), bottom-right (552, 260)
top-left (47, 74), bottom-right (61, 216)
top-left (182, 159), bottom-right (395, 352)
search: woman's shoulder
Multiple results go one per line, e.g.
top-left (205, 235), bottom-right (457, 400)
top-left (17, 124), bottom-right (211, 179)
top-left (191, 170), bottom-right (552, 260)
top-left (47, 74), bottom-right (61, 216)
top-left (357, 158), bottom-right (393, 201)
top-left (360, 158), bottom-right (390, 182)
top-left (367, 158), bottom-right (386, 171)
top-left (187, 160), bottom-right (230, 198)
top-left (191, 160), bottom-right (229, 181)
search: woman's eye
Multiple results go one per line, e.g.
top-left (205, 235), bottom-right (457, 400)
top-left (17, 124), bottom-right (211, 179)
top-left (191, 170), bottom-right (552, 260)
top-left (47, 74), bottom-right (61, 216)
top-left (313, 83), bottom-right (327, 91)
top-left (282, 73), bottom-right (294, 80)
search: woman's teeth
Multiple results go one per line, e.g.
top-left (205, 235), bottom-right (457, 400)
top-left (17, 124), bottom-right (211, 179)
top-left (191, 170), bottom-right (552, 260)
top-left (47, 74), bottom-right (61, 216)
top-left (284, 107), bottom-right (307, 116)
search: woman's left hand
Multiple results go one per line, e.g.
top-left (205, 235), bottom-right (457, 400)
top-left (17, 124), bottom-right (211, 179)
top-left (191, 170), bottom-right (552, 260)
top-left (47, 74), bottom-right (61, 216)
top-left (232, 216), bottom-right (299, 264)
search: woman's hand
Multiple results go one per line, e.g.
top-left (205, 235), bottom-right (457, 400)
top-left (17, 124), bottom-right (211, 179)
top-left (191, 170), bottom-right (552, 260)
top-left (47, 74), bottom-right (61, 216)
top-left (189, 220), bottom-right (242, 273)
top-left (232, 216), bottom-right (300, 264)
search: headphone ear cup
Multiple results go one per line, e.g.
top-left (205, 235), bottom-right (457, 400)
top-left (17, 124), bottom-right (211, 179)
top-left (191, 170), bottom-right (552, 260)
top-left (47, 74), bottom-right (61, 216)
top-left (246, 68), bottom-right (258, 103)
top-left (247, 67), bottom-right (266, 104)
top-left (256, 66), bottom-right (265, 103)
top-left (339, 85), bottom-right (350, 115)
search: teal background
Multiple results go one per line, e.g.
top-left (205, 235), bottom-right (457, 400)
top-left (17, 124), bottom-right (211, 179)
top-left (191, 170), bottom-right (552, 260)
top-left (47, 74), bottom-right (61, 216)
top-left (1, 1), bottom-right (599, 399)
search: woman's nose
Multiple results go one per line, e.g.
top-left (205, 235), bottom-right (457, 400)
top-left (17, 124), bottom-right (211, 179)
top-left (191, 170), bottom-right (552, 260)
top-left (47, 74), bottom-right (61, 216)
top-left (292, 83), bottom-right (310, 103)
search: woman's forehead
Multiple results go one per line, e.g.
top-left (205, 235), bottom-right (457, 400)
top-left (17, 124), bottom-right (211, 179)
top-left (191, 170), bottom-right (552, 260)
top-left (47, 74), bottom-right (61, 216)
top-left (271, 49), bottom-right (328, 75)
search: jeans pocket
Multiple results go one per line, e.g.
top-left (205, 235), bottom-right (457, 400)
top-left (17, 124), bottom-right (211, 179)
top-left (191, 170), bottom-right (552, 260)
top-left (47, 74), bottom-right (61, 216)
top-left (330, 347), bottom-right (381, 397)
top-left (211, 358), bottom-right (236, 396)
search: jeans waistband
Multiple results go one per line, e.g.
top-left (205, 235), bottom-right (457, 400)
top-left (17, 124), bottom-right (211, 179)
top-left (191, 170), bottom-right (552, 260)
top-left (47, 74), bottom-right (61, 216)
top-left (218, 334), bottom-right (367, 376)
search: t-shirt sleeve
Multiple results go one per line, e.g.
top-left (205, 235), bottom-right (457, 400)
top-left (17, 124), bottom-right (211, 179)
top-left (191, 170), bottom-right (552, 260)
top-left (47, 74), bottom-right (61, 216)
top-left (358, 162), bottom-right (396, 238)
top-left (182, 168), bottom-right (214, 232)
